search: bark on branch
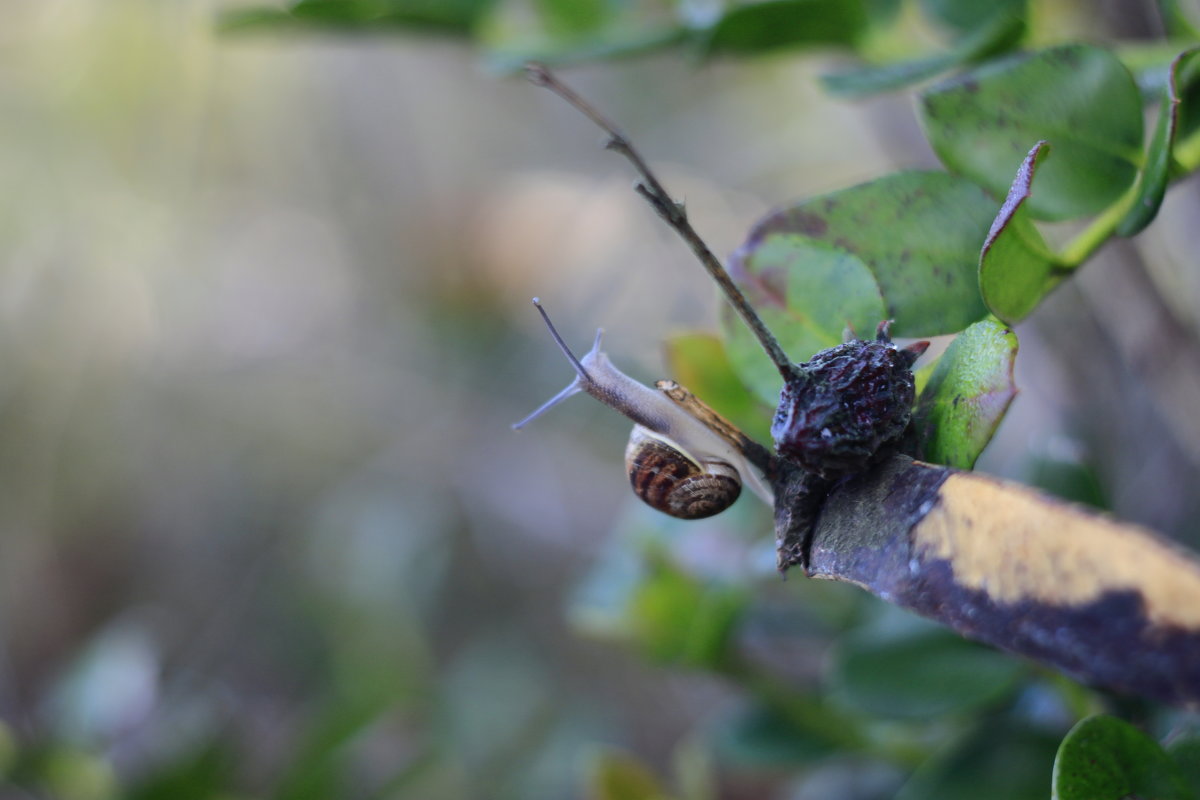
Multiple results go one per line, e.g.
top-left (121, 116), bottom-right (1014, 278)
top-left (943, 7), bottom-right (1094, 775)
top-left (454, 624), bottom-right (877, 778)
top-left (782, 455), bottom-right (1200, 708)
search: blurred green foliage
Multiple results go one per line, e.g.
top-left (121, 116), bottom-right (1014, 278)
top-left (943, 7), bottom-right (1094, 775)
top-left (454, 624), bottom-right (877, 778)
top-left (4, 1), bottom-right (1200, 799)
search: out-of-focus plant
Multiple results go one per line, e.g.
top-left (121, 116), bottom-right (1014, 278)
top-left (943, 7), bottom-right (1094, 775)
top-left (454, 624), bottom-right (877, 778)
top-left (120, 2), bottom-right (1200, 799)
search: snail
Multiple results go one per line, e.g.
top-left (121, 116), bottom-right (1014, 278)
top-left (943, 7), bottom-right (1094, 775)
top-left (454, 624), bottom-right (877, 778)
top-left (513, 299), bottom-right (773, 519)
top-left (517, 66), bottom-right (927, 544)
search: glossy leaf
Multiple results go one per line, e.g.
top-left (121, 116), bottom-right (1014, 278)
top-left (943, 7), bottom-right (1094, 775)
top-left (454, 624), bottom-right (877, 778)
top-left (701, 0), bottom-right (867, 54)
top-left (977, 141), bottom-right (1059, 323)
top-left (921, 44), bottom-right (1144, 220)
top-left (721, 237), bottom-right (885, 403)
top-left (1053, 715), bottom-right (1193, 800)
top-left (728, 170), bottom-right (994, 359)
top-left (663, 332), bottom-right (772, 442)
top-left (1118, 48), bottom-right (1200, 236)
top-left (822, 10), bottom-right (1025, 99)
top-left (829, 626), bottom-right (1024, 718)
top-left (912, 317), bottom-right (1018, 469)
top-left (897, 722), bottom-right (1059, 800)
top-left (588, 750), bottom-right (672, 800)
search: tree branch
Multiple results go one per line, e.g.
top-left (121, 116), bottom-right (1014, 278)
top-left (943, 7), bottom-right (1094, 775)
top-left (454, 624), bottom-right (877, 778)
top-left (526, 62), bottom-right (799, 383)
top-left (792, 454), bottom-right (1200, 708)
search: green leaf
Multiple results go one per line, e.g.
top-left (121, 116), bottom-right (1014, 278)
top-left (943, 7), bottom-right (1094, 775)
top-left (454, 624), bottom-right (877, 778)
top-left (630, 556), bottom-right (747, 669)
top-left (700, 0), bottom-right (868, 54)
top-left (483, 26), bottom-right (689, 74)
top-left (1053, 715), bottom-right (1193, 800)
top-left (32, 748), bottom-right (118, 800)
top-left (222, 0), bottom-right (497, 34)
top-left (1026, 454), bottom-right (1109, 510)
top-left (822, 10), bottom-right (1025, 99)
top-left (711, 704), bottom-right (835, 767)
top-left (587, 750), bottom-right (672, 800)
top-left (897, 722), bottom-right (1060, 800)
top-left (663, 332), bottom-right (773, 442)
top-left (127, 741), bottom-right (236, 800)
top-left (1118, 48), bottom-right (1200, 236)
top-left (724, 172), bottom-right (995, 399)
top-left (823, 52), bottom-right (962, 97)
top-left (721, 237), bottom-right (885, 403)
top-left (1160, 0), bottom-right (1200, 39)
top-left (1167, 733), bottom-right (1200, 796)
top-left (920, 44), bottom-right (1144, 220)
top-left (0, 721), bottom-right (14, 778)
top-left (977, 141), bottom-right (1060, 323)
top-left (912, 317), bottom-right (1018, 469)
top-left (920, 0), bottom-right (1025, 33)
top-left (1166, 47), bottom-right (1200, 169)
top-left (218, 8), bottom-right (297, 32)
top-left (829, 626), bottom-right (1024, 718)
top-left (864, 0), bottom-right (902, 26)
top-left (533, 0), bottom-right (612, 37)
top-left (289, 0), bottom-right (386, 24)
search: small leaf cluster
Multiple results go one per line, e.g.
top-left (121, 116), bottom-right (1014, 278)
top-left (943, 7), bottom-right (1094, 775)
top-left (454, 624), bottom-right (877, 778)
top-left (720, 33), bottom-right (1200, 469)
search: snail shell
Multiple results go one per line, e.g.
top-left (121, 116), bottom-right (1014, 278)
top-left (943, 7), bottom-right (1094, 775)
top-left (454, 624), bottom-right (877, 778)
top-left (625, 427), bottom-right (741, 519)
top-left (514, 299), bottom-right (771, 518)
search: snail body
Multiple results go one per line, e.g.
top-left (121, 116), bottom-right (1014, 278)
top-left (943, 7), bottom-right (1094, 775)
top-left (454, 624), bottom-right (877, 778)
top-left (514, 300), bottom-right (772, 518)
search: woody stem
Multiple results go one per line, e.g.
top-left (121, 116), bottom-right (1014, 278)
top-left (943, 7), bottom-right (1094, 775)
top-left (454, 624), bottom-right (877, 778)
top-left (525, 62), bottom-right (798, 383)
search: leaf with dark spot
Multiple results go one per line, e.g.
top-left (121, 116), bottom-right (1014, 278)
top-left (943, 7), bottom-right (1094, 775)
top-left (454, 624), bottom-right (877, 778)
top-left (1053, 716), bottom-right (1193, 800)
top-left (724, 171), bottom-right (994, 400)
top-left (921, 44), bottom-right (1143, 220)
top-left (722, 237), bottom-right (885, 403)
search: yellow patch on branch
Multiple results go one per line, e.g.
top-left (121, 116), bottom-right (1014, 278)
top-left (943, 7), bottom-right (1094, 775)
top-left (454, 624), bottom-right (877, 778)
top-left (915, 473), bottom-right (1200, 629)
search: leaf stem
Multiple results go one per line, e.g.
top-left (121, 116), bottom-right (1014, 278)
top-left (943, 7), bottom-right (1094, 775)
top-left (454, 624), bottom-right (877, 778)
top-left (1056, 183), bottom-right (1141, 267)
top-left (525, 62), bottom-right (799, 383)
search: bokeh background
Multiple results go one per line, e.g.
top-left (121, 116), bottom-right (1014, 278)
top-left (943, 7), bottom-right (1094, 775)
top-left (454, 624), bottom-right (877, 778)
top-left (2, 1), bottom-right (1200, 798)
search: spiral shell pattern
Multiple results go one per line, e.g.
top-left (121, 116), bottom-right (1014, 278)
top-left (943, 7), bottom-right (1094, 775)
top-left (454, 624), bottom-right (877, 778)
top-left (624, 428), bottom-right (741, 519)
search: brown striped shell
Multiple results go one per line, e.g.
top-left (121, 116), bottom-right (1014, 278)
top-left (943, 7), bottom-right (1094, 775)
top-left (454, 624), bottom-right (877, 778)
top-left (624, 427), bottom-right (742, 519)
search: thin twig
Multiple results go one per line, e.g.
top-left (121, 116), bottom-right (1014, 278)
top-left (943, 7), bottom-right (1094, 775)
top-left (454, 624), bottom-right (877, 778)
top-left (526, 62), bottom-right (798, 382)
